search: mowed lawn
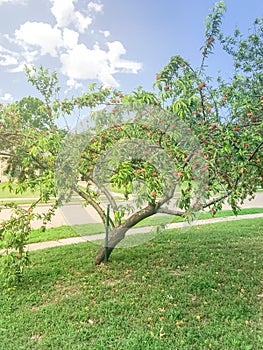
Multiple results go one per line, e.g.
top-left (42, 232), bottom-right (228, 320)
top-left (0, 219), bottom-right (262, 350)
top-left (0, 182), bottom-right (40, 198)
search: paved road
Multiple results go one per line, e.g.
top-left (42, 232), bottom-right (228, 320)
top-left (220, 192), bottom-right (263, 210)
top-left (0, 202), bottom-right (101, 229)
top-left (0, 192), bottom-right (262, 229)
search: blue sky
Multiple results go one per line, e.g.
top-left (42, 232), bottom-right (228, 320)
top-left (0, 0), bottom-right (262, 103)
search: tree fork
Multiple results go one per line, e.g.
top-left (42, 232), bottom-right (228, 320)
top-left (94, 202), bottom-right (158, 265)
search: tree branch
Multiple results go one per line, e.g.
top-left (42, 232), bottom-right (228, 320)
top-left (0, 152), bottom-right (11, 157)
top-left (202, 190), bottom-right (232, 209)
top-left (117, 202), bottom-right (158, 231)
top-left (157, 207), bottom-right (184, 216)
top-left (89, 176), bottom-right (119, 221)
top-left (73, 185), bottom-right (115, 228)
top-left (182, 150), bottom-right (195, 168)
top-left (248, 140), bottom-right (263, 161)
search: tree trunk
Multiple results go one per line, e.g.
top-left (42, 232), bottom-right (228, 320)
top-left (94, 203), bottom-right (158, 265)
top-left (94, 226), bottom-right (129, 265)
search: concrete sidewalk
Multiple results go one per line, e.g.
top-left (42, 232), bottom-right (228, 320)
top-left (25, 212), bottom-right (263, 252)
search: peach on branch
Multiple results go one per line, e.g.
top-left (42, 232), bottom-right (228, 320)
top-left (206, 37), bottom-right (215, 45)
top-left (211, 208), bottom-right (217, 216)
top-left (198, 82), bottom-right (206, 90)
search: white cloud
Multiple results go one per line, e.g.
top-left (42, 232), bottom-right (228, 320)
top-left (107, 41), bottom-right (126, 66)
top-left (15, 22), bottom-right (63, 56)
top-left (66, 78), bottom-right (83, 90)
top-left (0, 44), bottom-right (20, 67)
top-left (60, 43), bottom-right (108, 80)
top-left (75, 11), bottom-right (92, 33)
top-left (100, 30), bottom-right (110, 38)
top-left (107, 41), bottom-right (142, 74)
top-left (0, 44), bottom-right (18, 56)
top-left (60, 41), bottom-right (142, 87)
top-left (97, 68), bottom-right (119, 87)
top-left (22, 49), bottom-right (39, 63)
top-left (50, 0), bottom-right (75, 28)
top-left (0, 1), bottom-right (142, 91)
top-left (88, 1), bottom-right (103, 13)
top-left (63, 28), bottom-right (79, 49)
top-left (8, 62), bottom-right (26, 72)
top-left (0, 93), bottom-right (13, 102)
top-left (50, 0), bottom-right (92, 33)
top-left (0, 54), bottom-right (18, 66)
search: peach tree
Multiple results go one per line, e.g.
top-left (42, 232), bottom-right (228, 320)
top-left (0, 1), bottom-right (262, 282)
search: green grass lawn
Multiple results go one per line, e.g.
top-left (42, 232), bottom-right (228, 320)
top-left (0, 183), bottom-right (123, 204)
top-left (0, 182), bottom-right (40, 198)
top-left (0, 218), bottom-right (262, 349)
top-left (28, 223), bottom-right (106, 244)
top-left (135, 207), bottom-right (263, 228)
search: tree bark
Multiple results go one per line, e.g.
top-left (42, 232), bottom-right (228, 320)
top-left (94, 202), bottom-right (158, 265)
top-left (94, 226), bottom-right (129, 265)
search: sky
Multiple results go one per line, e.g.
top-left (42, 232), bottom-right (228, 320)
top-left (0, 0), bottom-right (262, 103)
